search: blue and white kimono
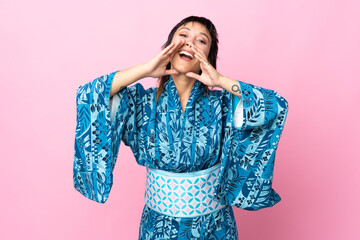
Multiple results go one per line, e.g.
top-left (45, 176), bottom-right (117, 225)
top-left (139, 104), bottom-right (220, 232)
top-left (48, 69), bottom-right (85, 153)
top-left (73, 70), bottom-right (289, 239)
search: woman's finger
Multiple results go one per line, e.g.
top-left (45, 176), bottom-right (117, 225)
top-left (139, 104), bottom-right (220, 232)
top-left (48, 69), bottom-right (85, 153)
top-left (165, 69), bottom-right (180, 75)
top-left (188, 43), bottom-right (207, 60)
top-left (163, 40), bottom-right (181, 56)
top-left (186, 72), bottom-right (202, 81)
top-left (194, 52), bottom-right (210, 67)
top-left (162, 40), bottom-right (183, 56)
top-left (166, 40), bottom-right (184, 57)
top-left (194, 53), bottom-right (208, 65)
top-left (161, 42), bottom-right (175, 55)
top-left (189, 46), bottom-right (209, 65)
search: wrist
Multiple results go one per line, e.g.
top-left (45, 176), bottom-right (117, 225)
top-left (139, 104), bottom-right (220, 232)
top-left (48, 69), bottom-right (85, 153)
top-left (217, 75), bottom-right (226, 88)
top-left (139, 63), bottom-right (150, 78)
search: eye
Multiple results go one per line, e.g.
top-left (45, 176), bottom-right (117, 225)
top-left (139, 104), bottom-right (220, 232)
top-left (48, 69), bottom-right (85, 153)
top-left (198, 39), bottom-right (206, 44)
top-left (180, 33), bottom-right (187, 37)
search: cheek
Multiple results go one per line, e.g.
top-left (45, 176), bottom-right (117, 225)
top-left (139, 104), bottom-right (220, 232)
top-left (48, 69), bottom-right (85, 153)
top-left (203, 50), bottom-right (211, 60)
top-left (172, 36), bottom-right (182, 45)
top-left (197, 46), bottom-right (210, 59)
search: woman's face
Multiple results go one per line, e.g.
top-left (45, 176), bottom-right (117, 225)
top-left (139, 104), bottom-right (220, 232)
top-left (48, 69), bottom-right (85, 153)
top-left (170, 21), bottom-right (212, 75)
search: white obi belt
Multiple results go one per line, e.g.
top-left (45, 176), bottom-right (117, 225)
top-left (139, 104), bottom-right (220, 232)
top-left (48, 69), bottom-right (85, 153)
top-left (144, 162), bottom-right (226, 218)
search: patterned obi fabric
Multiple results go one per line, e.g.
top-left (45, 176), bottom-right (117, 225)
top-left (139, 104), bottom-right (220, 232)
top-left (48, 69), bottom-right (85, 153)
top-left (144, 163), bottom-right (227, 218)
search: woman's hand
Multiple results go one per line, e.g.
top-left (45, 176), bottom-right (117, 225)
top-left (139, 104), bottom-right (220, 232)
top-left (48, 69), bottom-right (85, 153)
top-left (144, 40), bottom-right (185, 78)
top-left (185, 42), bottom-right (224, 88)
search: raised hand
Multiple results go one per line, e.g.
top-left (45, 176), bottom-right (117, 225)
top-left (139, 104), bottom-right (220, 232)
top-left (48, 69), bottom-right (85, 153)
top-left (185, 42), bottom-right (223, 88)
top-left (144, 40), bottom-right (185, 78)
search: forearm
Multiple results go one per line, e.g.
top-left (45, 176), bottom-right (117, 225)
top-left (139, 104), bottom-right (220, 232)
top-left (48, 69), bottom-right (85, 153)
top-left (110, 64), bottom-right (148, 98)
top-left (219, 76), bottom-right (242, 99)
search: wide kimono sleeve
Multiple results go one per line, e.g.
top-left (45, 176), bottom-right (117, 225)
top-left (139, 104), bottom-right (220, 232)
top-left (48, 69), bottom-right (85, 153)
top-left (213, 80), bottom-right (289, 210)
top-left (73, 70), bottom-right (147, 203)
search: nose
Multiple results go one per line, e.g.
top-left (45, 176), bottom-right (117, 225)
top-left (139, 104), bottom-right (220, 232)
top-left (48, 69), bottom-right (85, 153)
top-left (185, 42), bottom-right (193, 48)
top-left (185, 37), bottom-right (196, 47)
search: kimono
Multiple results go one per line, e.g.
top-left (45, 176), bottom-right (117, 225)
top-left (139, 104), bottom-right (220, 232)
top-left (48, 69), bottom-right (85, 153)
top-left (73, 70), bottom-right (289, 239)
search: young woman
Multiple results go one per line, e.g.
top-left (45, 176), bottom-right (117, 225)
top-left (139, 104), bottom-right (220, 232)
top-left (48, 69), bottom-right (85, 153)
top-left (73, 16), bottom-right (289, 239)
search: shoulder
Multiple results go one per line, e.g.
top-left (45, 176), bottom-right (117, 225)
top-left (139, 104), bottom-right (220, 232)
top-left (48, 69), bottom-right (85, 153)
top-left (122, 83), bottom-right (158, 104)
top-left (207, 87), bottom-right (225, 99)
top-left (206, 88), bottom-right (230, 103)
top-left (125, 82), bottom-right (158, 94)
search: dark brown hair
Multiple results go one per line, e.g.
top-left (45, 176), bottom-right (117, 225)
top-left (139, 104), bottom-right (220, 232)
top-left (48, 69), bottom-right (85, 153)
top-left (156, 16), bottom-right (219, 103)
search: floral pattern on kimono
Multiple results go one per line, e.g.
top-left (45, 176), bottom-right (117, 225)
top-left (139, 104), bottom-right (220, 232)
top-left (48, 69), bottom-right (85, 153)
top-left (73, 70), bottom-right (289, 239)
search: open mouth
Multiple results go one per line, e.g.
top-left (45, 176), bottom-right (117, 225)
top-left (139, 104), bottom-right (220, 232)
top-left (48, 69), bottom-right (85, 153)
top-left (178, 51), bottom-right (194, 61)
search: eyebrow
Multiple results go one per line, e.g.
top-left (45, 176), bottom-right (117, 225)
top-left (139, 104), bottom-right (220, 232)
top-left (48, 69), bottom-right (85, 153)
top-left (178, 27), bottom-right (210, 41)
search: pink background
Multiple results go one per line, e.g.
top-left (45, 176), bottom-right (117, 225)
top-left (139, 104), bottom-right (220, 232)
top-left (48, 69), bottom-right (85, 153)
top-left (1, 0), bottom-right (359, 239)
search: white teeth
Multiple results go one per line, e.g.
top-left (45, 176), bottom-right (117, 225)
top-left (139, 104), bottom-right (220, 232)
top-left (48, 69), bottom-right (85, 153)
top-left (179, 51), bottom-right (193, 59)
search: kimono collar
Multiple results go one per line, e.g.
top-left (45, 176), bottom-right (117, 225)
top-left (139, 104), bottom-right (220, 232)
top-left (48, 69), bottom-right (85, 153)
top-left (164, 75), bottom-right (204, 114)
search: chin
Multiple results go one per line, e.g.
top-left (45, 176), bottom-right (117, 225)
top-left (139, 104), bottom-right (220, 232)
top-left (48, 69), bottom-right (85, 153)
top-left (171, 62), bottom-right (200, 75)
top-left (175, 67), bottom-right (190, 74)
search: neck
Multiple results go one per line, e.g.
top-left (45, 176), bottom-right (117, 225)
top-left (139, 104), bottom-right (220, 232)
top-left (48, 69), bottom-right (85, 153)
top-left (171, 73), bottom-right (196, 97)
